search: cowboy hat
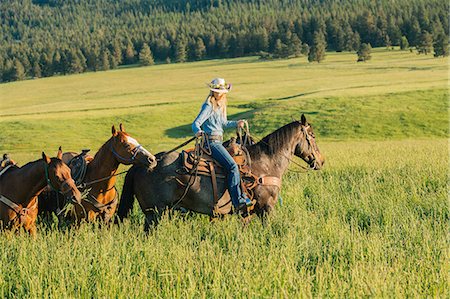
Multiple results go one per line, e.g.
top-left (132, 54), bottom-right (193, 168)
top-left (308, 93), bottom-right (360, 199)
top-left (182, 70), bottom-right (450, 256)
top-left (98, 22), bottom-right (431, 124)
top-left (207, 78), bottom-right (232, 94)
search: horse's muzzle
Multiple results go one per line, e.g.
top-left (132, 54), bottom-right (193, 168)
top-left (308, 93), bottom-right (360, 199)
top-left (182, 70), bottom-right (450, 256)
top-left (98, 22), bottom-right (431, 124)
top-left (147, 157), bottom-right (157, 171)
top-left (69, 191), bottom-right (82, 205)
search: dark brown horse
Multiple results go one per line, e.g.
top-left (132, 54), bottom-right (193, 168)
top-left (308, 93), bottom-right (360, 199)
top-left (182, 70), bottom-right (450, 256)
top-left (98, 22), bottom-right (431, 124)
top-left (39, 124), bottom-right (157, 222)
top-left (117, 114), bottom-right (324, 230)
top-left (0, 149), bottom-right (81, 235)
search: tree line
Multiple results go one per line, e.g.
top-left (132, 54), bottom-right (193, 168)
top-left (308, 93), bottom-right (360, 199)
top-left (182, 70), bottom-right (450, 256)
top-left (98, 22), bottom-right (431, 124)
top-left (0, 0), bottom-right (448, 83)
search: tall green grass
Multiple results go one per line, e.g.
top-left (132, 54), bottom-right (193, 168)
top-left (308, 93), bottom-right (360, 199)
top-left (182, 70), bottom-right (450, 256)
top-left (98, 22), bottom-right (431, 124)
top-left (0, 140), bottom-right (447, 297)
top-left (0, 49), bottom-right (448, 297)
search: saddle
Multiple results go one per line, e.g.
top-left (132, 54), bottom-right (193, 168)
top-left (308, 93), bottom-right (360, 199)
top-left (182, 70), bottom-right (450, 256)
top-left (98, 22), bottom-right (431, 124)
top-left (67, 149), bottom-right (91, 186)
top-left (180, 138), bottom-right (250, 176)
top-left (0, 153), bottom-right (17, 176)
top-left (178, 137), bottom-right (280, 212)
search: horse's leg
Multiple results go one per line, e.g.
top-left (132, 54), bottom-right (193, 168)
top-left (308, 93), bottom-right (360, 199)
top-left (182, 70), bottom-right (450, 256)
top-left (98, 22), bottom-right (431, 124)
top-left (143, 209), bottom-right (160, 232)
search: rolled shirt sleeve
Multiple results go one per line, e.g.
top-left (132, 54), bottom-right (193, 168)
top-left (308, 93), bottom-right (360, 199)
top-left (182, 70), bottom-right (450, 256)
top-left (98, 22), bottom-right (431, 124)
top-left (224, 119), bottom-right (238, 129)
top-left (192, 103), bottom-right (213, 134)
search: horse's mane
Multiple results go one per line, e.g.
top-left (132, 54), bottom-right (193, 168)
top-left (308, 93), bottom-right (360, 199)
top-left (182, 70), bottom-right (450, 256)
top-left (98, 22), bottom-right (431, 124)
top-left (93, 137), bottom-right (112, 160)
top-left (249, 121), bottom-right (300, 156)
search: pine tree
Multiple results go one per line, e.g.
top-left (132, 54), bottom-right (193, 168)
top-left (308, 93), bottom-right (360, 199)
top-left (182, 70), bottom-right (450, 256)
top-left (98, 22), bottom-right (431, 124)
top-left (12, 59), bottom-right (26, 81)
top-left (400, 36), bottom-right (409, 50)
top-left (100, 49), bottom-right (110, 70)
top-left (3, 59), bottom-right (14, 82)
top-left (301, 44), bottom-right (310, 56)
top-left (53, 50), bottom-right (62, 74)
top-left (308, 31), bottom-right (326, 62)
top-left (68, 49), bottom-right (84, 73)
top-left (273, 38), bottom-right (286, 58)
top-left (77, 49), bottom-right (87, 70)
top-left (290, 34), bottom-right (302, 57)
top-left (205, 33), bottom-right (217, 57)
top-left (32, 61), bottom-right (42, 78)
top-left (351, 32), bottom-right (361, 51)
top-left (417, 31), bottom-right (433, 54)
top-left (193, 37), bottom-right (206, 60)
top-left (139, 43), bottom-right (154, 66)
top-left (40, 53), bottom-right (53, 77)
top-left (154, 37), bottom-right (171, 61)
top-left (357, 43), bottom-right (372, 62)
top-left (175, 39), bottom-right (187, 63)
top-left (59, 50), bottom-right (69, 74)
top-left (112, 40), bottom-right (123, 65)
top-left (433, 32), bottom-right (449, 57)
top-left (217, 32), bottom-right (230, 57)
top-left (256, 29), bottom-right (269, 52)
top-left (125, 43), bottom-right (136, 64)
top-left (109, 54), bottom-right (118, 69)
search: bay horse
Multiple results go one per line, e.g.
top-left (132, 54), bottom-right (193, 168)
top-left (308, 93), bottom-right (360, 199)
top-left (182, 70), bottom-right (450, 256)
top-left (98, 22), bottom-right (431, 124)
top-left (39, 124), bottom-right (157, 223)
top-left (117, 114), bottom-right (324, 230)
top-left (0, 148), bottom-right (81, 235)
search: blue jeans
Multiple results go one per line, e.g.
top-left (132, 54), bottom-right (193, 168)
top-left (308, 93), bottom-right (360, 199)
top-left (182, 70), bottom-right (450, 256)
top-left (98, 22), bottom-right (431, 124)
top-left (208, 141), bottom-right (245, 207)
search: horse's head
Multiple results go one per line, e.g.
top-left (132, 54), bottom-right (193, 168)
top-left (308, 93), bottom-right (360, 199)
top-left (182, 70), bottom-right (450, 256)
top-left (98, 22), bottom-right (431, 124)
top-left (43, 148), bottom-right (82, 204)
top-left (294, 114), bottom-right (324, 170)
top-left (110, 124), bottom-right (157, 170)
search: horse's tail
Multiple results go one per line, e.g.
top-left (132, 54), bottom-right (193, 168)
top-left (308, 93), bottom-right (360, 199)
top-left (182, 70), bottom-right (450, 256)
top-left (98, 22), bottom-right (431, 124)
top-left (117, 165), bottom-right (137, 220)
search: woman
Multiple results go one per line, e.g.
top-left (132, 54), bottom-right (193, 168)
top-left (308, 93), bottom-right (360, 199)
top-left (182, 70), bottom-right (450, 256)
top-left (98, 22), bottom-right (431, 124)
top-left (192, 78), bottom-right (253, 213)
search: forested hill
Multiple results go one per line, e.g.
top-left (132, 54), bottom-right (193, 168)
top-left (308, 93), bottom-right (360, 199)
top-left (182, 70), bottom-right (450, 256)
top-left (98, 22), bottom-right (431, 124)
top-left (1, 0), bottom-right (448, 83)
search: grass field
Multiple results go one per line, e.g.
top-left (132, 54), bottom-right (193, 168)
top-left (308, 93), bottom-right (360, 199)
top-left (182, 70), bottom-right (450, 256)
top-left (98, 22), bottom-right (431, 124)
top-left (0, 49), bottom-right (448, 297)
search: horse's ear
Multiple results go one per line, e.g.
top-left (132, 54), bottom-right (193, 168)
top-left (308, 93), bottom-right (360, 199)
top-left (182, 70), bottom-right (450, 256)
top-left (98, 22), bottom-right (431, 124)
top-left (42, 152), bottom-right (51, 164)
top-left (112, 125), bottom-right (118, 136)
top-left (57, 146), bottom-right (63, 160)
top-left (301, 114), bottom-right (307, 125)
top-left (119, 123), bottom-right (125, 132)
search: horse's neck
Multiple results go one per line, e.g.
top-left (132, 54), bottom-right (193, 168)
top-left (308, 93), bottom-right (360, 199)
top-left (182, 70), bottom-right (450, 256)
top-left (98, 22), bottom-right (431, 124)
top-left (12, 160), bottom-right (47, 206)
top-left (249, 124), bottom-right (301, 177)
top-left (86, 139), bottom-right (119, 192)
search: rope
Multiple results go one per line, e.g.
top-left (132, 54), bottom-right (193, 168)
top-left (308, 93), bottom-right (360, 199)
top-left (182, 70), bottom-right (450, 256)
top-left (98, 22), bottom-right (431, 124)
top-left (78, 170), bottom-right (129, 189)
top-left (157, 136), bottom-right (196, 161)
top-left (170, 136), bottom-right (205, 209)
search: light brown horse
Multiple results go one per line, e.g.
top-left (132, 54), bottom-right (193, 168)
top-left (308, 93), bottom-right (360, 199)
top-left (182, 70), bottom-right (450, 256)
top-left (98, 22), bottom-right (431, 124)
top-left (118, 114), bottom-right (324, 230)
top-left (39, 124), bottom-right (157, 222)
top-left (0, 148), bottom-right (81, 235)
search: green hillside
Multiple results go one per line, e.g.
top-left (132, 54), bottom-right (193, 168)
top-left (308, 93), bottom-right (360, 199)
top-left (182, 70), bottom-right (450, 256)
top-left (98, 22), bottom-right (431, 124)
top-left (0, 49), bottom-right (448, 297)
top-left (0, 48), bottom-right (447, 161)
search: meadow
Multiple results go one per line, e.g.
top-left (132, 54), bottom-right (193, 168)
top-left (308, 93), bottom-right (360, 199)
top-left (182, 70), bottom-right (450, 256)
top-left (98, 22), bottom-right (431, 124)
top-left (0, 49), bottom-right (448, 297)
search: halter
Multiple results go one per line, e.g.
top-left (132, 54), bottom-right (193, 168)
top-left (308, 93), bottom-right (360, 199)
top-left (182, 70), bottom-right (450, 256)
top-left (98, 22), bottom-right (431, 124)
top-left (44, 163), bottom-right (74, 195)
top-left (110, 137), bottom-right (144, 164)
top-left (298, 122), bottom-right (320, 169)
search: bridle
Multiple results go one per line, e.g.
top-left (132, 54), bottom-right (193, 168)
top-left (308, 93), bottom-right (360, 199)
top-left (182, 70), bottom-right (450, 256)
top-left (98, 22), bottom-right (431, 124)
top-left (109, 137), bottom-right (146, 164)
top-left (300, 124), bottom-right (319, 169)
top-left (44, 162), bottom-right (75, 196)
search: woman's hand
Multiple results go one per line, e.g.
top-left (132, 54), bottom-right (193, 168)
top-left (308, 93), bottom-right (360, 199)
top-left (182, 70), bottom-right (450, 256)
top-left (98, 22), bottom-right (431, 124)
top-left (237, 120), bottom-right (247, 128)
top-left (195, 131), bottom-right (204, 138)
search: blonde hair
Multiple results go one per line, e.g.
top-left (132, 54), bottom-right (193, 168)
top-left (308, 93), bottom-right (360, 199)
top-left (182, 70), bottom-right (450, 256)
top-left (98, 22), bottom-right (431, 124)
top-left (205, 92), bottom-right (227, 118)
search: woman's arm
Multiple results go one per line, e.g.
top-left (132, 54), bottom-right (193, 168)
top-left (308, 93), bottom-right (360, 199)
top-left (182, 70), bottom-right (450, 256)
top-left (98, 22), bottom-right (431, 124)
top-left (224, 119), bottom-right (238, 129)
top-left (192, 103), bottom-right (212, 134)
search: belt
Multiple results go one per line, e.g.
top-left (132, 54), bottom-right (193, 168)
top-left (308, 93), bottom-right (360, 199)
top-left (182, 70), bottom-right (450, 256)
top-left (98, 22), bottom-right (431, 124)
top-left (207, 135), bottom-right (223, 141)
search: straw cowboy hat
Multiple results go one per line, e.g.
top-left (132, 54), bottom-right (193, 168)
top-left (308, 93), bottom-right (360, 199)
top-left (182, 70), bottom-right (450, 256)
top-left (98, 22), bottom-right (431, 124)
top-left (207, 78), bottom-right (232, 94)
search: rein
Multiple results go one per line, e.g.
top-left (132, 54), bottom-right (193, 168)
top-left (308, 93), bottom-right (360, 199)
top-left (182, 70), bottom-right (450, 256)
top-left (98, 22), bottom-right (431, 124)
top-left (78, 170), bottom-right (128, 189)
top-left (157, 136), bottom-right (197, 161)
top-left (169, 136), bottom-right (205, 209)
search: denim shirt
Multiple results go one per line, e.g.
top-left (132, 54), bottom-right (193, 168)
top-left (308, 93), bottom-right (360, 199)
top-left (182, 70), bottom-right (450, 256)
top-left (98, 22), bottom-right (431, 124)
top-left (192, 101), bottom-right (237, 136)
